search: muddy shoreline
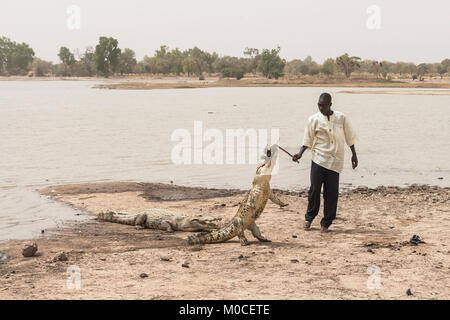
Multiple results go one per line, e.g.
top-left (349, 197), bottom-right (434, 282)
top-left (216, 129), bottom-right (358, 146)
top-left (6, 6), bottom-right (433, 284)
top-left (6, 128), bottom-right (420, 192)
top-left (1, 182), bottom-right (449, 299)
top-left (94, 80), bottom-right (450, 90)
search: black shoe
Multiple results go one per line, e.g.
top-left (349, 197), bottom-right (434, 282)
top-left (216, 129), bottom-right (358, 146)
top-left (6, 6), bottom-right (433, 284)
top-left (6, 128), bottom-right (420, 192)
top-left (304, 221), bottom-right (311, 230)
top-left (320, 226), bottom-right (330, 233)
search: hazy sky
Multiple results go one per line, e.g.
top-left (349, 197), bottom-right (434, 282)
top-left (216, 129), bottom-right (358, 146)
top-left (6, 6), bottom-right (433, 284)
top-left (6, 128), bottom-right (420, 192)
top-left (1, 0), bottom-right (449, 63)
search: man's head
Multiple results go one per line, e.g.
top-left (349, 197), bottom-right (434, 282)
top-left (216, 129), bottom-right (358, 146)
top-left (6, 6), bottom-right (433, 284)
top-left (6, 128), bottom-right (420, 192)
top-left (317, 92), bottom-right (332, 116)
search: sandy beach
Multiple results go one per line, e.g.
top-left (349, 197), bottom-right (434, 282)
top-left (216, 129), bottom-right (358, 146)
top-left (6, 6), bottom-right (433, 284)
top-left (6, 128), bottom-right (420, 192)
top-left (93, 76), bottom-right (450, 90)
top-left (0, 182), bottom-right (448, 300)
top-left (3, 75), bottom-right (450, 90)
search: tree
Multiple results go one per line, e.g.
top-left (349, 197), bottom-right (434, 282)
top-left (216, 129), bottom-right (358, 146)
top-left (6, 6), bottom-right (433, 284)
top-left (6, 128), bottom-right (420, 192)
top-left (213, 56), bottom-right (246, 79)
top-left (75, 47), bottom-right (96, 77)
top-left (437, 59), bottom-right (449, 78)
top-left (372, 61), bottom-right (383, 78)
top-left (417, 63), bottom-right (429, 78)
top-left (182, 56), bottom-right (197, 76)
top-left (0, 37), bottom-right (11, 74)
top-left (257, 46), bottom-right (286, 79)
top-left (441, 59), bottom-right (450, 72)
top-left (119, 48), bottom-right (137, 74)
top-left (58, 47), bottom-right (75, 66)
top-left (437, 64), bottom-right (446, 78)
top-left (94, 37), bottom-right (121, 77)
top-left (31, 58), bottom-right (53, 76)
top-left (167, 48), bottom-right (184, 74)
top-left (284, 59), bottom-right (303, 76)
top-left (243, 47), bottom-right (260, 74)
top-left (320, 58), bottom-right (336, 76)
top-left (302, 56), bottom-right (320, 75)
top-left (336, 53), bottom-right (361, 78)
top-left (181, 46), bottom-right (211, 77)
top-left (0, 37), bottom-right (35, 75)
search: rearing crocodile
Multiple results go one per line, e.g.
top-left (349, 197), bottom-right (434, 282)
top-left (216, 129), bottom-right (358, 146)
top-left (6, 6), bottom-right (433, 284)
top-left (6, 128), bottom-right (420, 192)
top-left (188, 144), bottom-right (288, 246)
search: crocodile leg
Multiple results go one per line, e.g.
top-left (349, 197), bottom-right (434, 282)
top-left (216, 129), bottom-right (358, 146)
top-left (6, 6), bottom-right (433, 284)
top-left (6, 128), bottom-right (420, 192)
top-left (248, 222), bottom-right (271, 242)
top-left (238, 231), bottom-right (249, 246)
top-left (161, 220), bottom-right (175, 232)
top-left (234, 217), bottom-right (248, 246)
top-left (269, 191), bottom-right (288, 208)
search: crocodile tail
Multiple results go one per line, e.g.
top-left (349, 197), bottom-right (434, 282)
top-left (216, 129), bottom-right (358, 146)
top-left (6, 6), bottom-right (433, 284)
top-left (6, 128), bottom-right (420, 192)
top-left (98, 211), bottom-right (147, 226)
top-left (187, 219), bottom-right (240, 245)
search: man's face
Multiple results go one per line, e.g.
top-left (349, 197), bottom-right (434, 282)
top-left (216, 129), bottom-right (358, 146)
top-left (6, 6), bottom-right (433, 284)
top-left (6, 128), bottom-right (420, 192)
top-left (318, 98), bottom-right (332, 115)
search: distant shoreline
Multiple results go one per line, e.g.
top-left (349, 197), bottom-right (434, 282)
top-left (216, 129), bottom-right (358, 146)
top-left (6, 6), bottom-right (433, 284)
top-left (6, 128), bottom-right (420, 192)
top-left (94, 81), bottom-right (450, 90)
top-left (2, 75), bottom-right (450, 90)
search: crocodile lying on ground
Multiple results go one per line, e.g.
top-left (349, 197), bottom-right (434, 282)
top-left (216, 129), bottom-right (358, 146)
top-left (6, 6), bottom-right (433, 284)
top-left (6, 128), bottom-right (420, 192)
top-left (188, 144), bottom-right (288, 246)
top-left (98, 208), bottom-right (222, 232)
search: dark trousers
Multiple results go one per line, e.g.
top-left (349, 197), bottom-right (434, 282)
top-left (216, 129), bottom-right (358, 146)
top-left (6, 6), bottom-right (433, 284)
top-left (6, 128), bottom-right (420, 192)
top-left (305, 161), bottom-right (339, 228)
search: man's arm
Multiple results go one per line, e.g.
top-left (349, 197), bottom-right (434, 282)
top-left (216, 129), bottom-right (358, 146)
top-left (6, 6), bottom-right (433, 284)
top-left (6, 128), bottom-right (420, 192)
top-left (292, 145), bottom-right (308, 162)
top-left (293, 118), bottom-right (314, 162)
top-left (350, 145), bottom-right (358, 169)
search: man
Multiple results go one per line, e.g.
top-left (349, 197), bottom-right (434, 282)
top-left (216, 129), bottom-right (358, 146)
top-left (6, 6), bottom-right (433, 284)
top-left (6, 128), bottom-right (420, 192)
top-left (292, 93), bottom-right (358, 233)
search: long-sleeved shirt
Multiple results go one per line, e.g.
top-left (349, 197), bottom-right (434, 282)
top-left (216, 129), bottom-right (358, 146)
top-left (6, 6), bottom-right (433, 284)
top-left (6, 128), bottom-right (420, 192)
top-left (302, 111), bottom-right (357, 173)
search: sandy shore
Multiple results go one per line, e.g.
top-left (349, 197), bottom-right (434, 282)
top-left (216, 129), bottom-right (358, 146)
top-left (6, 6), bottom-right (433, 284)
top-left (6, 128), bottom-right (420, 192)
top-left (2, 75), bottom-right (450, 89)
top-left (339, 90), bottom-right (450, 95)
top-left (0, 182), bottom-right (449, 300)
top-left (93, 78), bottom-right (450, 90)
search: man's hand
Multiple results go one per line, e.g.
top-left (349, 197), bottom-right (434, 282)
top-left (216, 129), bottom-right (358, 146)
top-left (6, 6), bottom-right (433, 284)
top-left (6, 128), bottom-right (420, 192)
top-left (351, 154), bottom-right (358, 169)
top-left (350, 145), bottom-right (358, 169)
top-left (292, 153), bottom-right (302, 162)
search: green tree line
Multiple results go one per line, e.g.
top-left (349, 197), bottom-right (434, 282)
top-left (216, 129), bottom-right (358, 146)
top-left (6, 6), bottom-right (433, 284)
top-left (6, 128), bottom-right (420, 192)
top-left (1, 35), bottom-right (449, 80)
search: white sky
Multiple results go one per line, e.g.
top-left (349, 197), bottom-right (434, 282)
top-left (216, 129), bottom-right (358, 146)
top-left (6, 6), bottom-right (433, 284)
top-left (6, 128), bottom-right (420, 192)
top-left (1, 0), bottom-right (449, 63)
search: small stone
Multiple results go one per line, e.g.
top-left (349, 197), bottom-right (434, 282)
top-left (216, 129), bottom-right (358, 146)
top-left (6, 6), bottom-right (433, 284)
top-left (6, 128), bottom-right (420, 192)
top-left (409, 235), bottom-right (425, 245)
top-left (140, 273), bottom-right (149, 278)
top-left (54, 252), bottom-right (68, 262)
top-left (246, 279), bottom-right (252, 282)
top-left (437, 177), bottom-right (443, 180)
top-left (160, 257), bottom-right (172, 262)
top-left (22, 242), bottom-right (38, 257)
top-left (292, 235), bottom-right (297, 238)
top-left (181, 263), bottom-right (190, 268)
top-left (290, 259), bottom-right (299, 263)
top-left (0, 253), bottom-right (10, 262)
top-left (221, 203), bottom-right (226, 207)
top-left (367, 249), bottom-right (375, 254)
top-left (41, 230), bottom-right (45, 234)
top-left (406, 288), bottom-right (412, 296)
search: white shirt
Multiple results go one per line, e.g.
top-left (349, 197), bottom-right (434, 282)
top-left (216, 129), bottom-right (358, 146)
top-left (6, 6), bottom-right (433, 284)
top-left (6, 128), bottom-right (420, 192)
top-left (302, 111), bottom-right (357, 174)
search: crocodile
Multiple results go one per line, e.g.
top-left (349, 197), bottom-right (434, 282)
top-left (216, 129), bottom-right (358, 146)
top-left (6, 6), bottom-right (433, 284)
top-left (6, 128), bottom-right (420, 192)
top-left (97, 208), bottom-right (222, 232)
top-left (188, 144), bottom-right (288, 246)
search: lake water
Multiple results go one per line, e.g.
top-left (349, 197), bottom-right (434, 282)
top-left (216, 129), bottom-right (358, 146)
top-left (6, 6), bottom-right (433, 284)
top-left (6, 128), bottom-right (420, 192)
top-left (1, 80), bottom-right (449, 241)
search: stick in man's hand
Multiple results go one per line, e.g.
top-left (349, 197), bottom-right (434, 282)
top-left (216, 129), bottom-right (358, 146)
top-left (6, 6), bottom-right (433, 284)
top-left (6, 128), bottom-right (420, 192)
top-left (278, 145), bottom-right (300, 163)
